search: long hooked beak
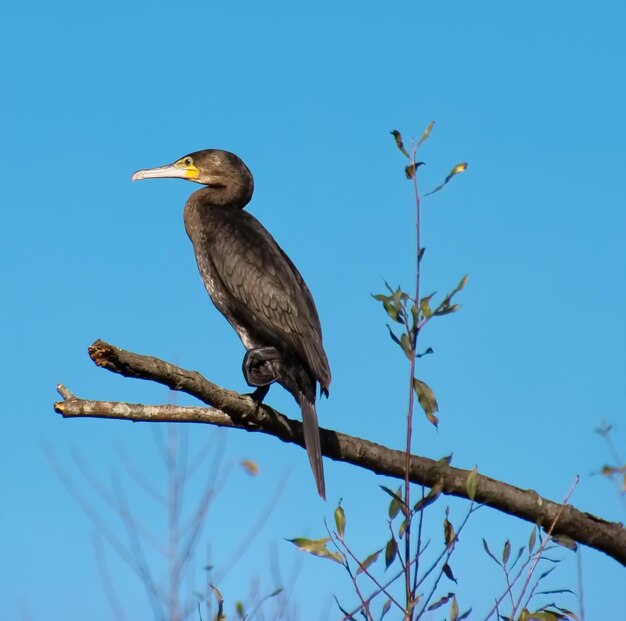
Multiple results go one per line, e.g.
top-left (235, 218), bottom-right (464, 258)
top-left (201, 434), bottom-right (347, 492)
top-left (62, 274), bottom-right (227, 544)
top-left (131, 161), bottom-right (198, 181)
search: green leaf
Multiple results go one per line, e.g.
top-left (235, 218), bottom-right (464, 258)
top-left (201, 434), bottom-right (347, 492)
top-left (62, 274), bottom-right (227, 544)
top-left (413, 479), bottom-right (443, 513)
top-left (528, 528), bottom-right (537, 554)
top-left (433, 275), bottom-right (468, 317)
top-left (405, 161), bottom-right (425, 180)
top-left (392, 286), bottom-right (408, 307)
top-left (381, 598), bottom-right (392, 619)
top-left (427, 593), bottom-right (454, 611)
top-left (537, 589), bottom-right (576, 596)
top-left (443, 514), bottom-right (456, 548)
top-left (420, 293), bottom-right (435, 320)
top-left (600, 464), bottom-right (623, 476)
top-left (287, 538), bottom-right (344, 564)
top-left (425, 162), bottom-right (468, 196)
top-left (383, 300), bottom-right (399, 322)
top-left (334, 502), bottom-right (346, 538)
top-left (383, 280), bottom-right (395, 295)
top-left (502, 539), bottom-right (511, 565)
top-left (390, 129), bottom-right (411, 160)
top-left (417, 346), bottom-right (434, 358)
top-left (357, 549), bottom-right (382, 575)
top-left (428, 454), bottom-right (452, 477)
top-left (417, 121), bottom-right (435, 146)
top-left (538, 565), bottom-right (557, 581)
top-left (482, 538), bottom-right (501, 567)
top-left (442, 562), bottom-right (457, 583)
top-left (511, 545), bottom-right (526, 570)
top-left (236, 601), bottom-right (245, 619)
top-left (385, 537), bottom-right (397, 569)
top-left (410, 304), bottom-right (419, 330)
top-left (519, 611), bottom-right (566, 621)
top-left (372, 293), bottom-right (391, 302)
top-left (413, 378), bottom-right (439, 427)
top-left (399, 517), bottom-right (409, 539)
top-left (381, 485), bottom-right (407, 518)
top-left (454, 274), bottom-right (469, 293)
top-left (433, 303), bottom-right (461, 316)
top-left (386, 325), bottom-right (402, 346)
top-left (466, 467), bottom-right (478, 501)
top-left (400, 333), bottom-right (413, 360)
top-left (334, 596), bottom-right (357, 620)
top-left (451, 595), bottom-right (459, 621)
top-left (555, 607), bottom-right (580, 620)
top-left (551, 535), bottom-right (577, 551)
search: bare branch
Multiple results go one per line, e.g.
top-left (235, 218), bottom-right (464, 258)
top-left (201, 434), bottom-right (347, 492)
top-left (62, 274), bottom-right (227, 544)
top-left (54, 340), bottom-right (626, 567)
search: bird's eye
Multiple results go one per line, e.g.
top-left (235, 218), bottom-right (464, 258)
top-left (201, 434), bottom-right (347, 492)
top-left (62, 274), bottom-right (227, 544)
top-left (183, 157), bottom-right (193, 166)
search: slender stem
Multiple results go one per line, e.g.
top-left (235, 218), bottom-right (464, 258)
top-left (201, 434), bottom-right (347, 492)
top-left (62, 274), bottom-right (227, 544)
top-left (335, 536), bottom-right (405, 614)
top-left (404, 143), bottom-right (422, 620)
top-left (342, 564), bottom-right (375, 621)
top-left (414, 505), bottom-right (476, 618)
top-left (412, 486), bottom-right (425, 594)
top-left (510, 476), bottom-right (579, 619)
top-left (503, 566), bottom-right (515, 609)
top-left (346, 552), bottom-right (423, 619)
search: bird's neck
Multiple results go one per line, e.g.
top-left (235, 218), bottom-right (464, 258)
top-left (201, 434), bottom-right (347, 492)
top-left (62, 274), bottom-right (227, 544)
top-left (189, 178), bottom-right (253, 209)
top-left (184, 188), bottom-right (250, 243)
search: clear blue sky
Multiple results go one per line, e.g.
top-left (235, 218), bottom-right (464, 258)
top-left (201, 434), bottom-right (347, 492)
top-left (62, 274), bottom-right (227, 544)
top-left (1, 1), bottom-right (624, 619)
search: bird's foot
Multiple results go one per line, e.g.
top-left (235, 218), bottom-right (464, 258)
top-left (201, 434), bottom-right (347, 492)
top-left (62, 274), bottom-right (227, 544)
top-left (246, 384), bottom-right (270, 404)
top-left (242, 347), bottom-right (282, 388)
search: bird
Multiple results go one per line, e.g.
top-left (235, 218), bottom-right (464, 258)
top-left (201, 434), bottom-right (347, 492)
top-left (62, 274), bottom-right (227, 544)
top-left (132, 149), bottom-right (331, 498)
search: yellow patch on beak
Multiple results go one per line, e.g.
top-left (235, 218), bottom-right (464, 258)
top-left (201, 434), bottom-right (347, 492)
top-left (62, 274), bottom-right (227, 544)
top-left (182, 164), bottom-right (200, 179)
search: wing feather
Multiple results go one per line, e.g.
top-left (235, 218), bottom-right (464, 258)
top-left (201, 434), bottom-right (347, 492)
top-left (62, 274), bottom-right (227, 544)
top-left (205, 207), bottom-right (331, 388)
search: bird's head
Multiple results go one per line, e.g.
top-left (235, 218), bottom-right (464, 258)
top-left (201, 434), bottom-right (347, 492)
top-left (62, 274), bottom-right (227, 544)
top-left (132, 149), bottom-right (254, 207)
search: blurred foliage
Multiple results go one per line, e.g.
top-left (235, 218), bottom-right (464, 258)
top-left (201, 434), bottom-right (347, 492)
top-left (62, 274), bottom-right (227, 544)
top-left (595, 421), bottom-right (626, 497)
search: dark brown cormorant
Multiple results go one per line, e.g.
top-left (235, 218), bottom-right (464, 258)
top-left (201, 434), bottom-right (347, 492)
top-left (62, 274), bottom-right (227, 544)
top-left (132, 149), bottom-right (331, 498)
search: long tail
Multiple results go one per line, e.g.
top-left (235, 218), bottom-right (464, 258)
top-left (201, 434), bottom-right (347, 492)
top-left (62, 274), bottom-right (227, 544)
top-left (301, 397), bottom-right (326, 499)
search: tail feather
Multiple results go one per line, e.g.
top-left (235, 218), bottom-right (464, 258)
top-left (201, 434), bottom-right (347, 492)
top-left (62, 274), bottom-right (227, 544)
top-left (301, 398), bottom-right (326, 499)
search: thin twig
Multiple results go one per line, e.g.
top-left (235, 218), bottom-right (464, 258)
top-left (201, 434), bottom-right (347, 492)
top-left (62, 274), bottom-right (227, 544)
top-left (510, 476), bottom-right (580, 618)
top-left (334, 535), bottom-right (404, 614)
top-left (414, 504), bottom-right (477, 617)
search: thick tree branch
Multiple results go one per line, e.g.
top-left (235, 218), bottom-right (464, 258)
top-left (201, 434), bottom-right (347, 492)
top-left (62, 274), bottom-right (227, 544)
top-left (54, 340), bottom-right (626, 566)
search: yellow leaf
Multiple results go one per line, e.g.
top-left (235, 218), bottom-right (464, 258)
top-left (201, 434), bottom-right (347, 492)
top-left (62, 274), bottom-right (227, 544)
top-left (448, 162), bottom-right (468, 179)
top-left (450, 595), bottom-right (459, 621)
top-left (240, 459), bottom-right (259, 476)
top-left (418, 121), bottom-right (436, 146)
top-left (334, 503), bottom-right (346, 538)
top-left (390, 129), bottom-right (411, 159)
top-left (413, 378), bottom-right (439, 427)
top-left (357, 549), bottom-right (382, 575)
top-left (287, 538), bottom-right (344, 564)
